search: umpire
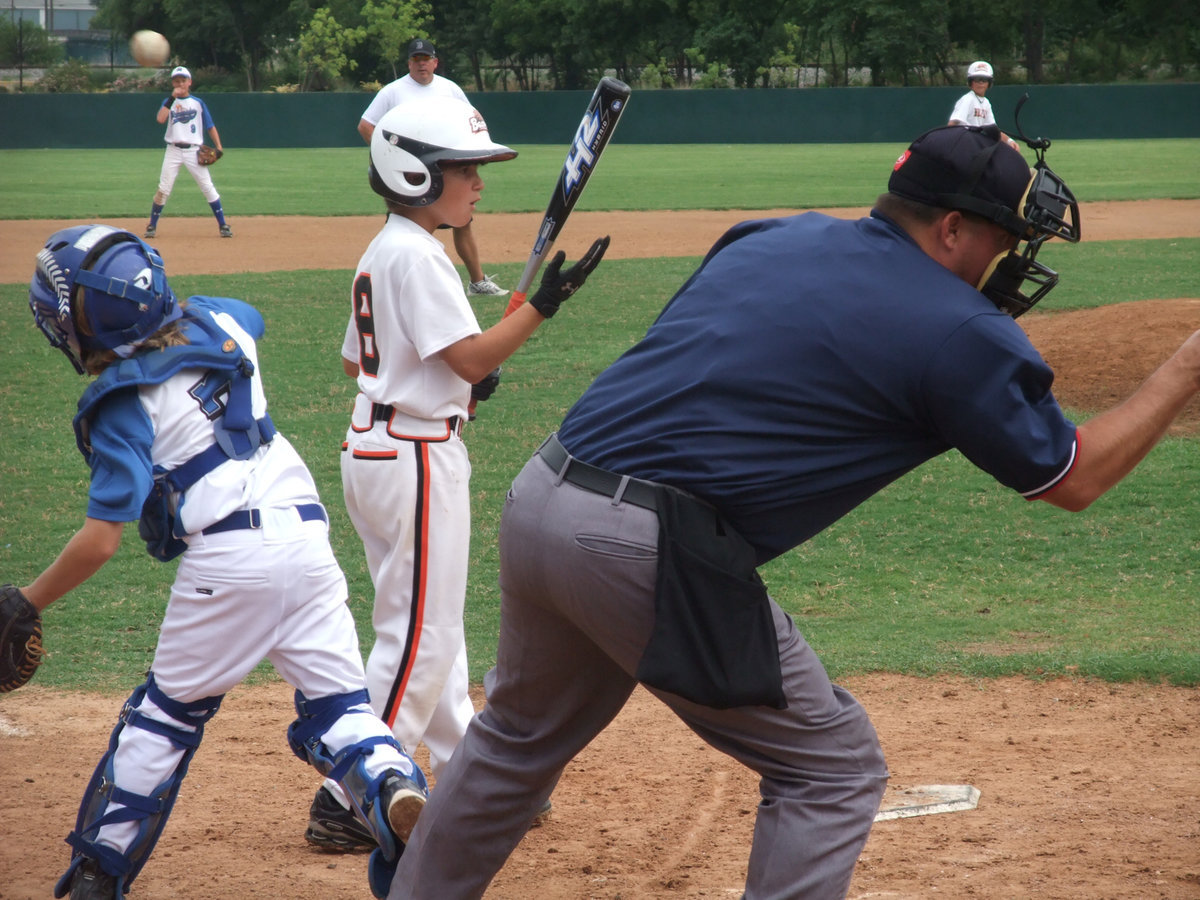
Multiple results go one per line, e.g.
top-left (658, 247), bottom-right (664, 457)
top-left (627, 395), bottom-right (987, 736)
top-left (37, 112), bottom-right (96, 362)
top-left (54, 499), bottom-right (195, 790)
top-left (387, 125), bottom-right (1200, 899)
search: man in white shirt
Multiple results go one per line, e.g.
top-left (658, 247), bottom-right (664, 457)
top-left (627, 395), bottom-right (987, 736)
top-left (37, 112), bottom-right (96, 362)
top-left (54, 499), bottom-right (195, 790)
top-left (358, 39), bottom-right (508, 296)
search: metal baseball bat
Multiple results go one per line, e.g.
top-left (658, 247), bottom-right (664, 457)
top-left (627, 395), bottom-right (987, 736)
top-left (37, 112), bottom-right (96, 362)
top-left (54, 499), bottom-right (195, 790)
top-left (468, 77), bottom-right (630, 419)
top-left (501, 76), bottom-right (632, 318)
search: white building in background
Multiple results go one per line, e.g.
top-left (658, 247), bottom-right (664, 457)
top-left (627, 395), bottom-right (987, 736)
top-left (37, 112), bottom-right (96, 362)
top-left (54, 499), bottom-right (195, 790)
top-left (3, 0), bottom-right (138, 66)
top-left (4, 0), bottom-right (99, 31)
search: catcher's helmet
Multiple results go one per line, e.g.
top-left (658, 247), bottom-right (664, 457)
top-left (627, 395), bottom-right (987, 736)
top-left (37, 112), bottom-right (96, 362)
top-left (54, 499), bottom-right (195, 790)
top-left (966, 60), bottom-right (994, 83)
top-left (368, 97), bottom-right (517, 207)
top-left (29, 224), bottom-right (179, 373)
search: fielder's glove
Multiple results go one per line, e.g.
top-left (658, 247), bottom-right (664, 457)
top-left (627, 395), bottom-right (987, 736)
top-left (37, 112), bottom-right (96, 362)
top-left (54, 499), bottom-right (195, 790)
top-left (528, 235), bottom-right (611, 319)
top-left (197, 145), bottom-right (223, 166)
top-left (0, 584), bottom-right (44, 693)
top-left (471, 367), bottom-right (502, 404)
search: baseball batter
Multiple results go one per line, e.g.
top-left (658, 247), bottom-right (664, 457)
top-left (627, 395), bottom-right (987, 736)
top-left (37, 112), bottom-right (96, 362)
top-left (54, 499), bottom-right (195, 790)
top-left (357, 39), bottom-right (508, 297)
top-left (24, 224), bottom-right (426, 900)
top-left (948, 60), bottom-right (1020, 150)
top-left (385, 126), bottom-right (1200, 899)
top-left (143, 66), bottom-right (232, 239)
top-left (303, 97), bottom-right (608, 851)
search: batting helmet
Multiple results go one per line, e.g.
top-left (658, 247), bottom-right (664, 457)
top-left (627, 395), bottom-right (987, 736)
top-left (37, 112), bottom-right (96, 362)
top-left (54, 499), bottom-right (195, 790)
top-left (368, 97), bottom-right (517, 207)
top-left (30, 224), bottom-right (179, 373)
top-left (966, 60), bottom-right (994, 83)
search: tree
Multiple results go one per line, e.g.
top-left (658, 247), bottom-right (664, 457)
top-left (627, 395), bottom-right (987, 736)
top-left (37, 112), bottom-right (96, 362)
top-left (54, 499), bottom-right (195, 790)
top-left (689, 0), bottom-right (802, 87)
top-left (0, 18), bottom-right (63, 89)
top-left (297, 7), bottom-right (365, 90)
top-left (361, 0), bottom-right (432, 81)
top-left (93, 0), bottom-right (315, 89)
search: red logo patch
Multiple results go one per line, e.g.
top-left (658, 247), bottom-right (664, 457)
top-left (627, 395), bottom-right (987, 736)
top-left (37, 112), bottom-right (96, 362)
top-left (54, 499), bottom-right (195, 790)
top-left (893, 149), bottom-right (911, 172)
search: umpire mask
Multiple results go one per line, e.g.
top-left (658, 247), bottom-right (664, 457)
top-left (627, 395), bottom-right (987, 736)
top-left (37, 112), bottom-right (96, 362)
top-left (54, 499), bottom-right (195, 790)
top-left (978, 162), bottom-right (1081, 317)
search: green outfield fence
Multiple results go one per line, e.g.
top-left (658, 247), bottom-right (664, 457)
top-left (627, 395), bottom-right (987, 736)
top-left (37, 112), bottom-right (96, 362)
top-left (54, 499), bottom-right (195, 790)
top-left (2, 83), bottom-right (1198, 149)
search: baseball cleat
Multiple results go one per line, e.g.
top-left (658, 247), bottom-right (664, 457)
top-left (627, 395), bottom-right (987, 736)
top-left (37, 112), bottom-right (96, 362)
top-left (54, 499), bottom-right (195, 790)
top-left (468, 275), bottom-right (508, 296)
top-left (532, 797), bottom-right (553, 826)
top-left (143, 226), bottom-right (156, 239)
top-left (304, 785), bottom-right (376, 852)
top-left (68, 857), bottom-right (119, 900)
top-left (219, 224), bottom-right (233, 238)
top-left (381, 771), bottom-right (428, 845)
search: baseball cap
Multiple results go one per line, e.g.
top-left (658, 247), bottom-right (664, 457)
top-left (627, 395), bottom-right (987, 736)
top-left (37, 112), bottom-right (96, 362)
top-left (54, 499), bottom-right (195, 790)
top-left (170, 65), bottom-right (191, 79)
top-left (408, 39), bottom-right (436, 58)
top-left (888, 125), bottom-right (1032, 235)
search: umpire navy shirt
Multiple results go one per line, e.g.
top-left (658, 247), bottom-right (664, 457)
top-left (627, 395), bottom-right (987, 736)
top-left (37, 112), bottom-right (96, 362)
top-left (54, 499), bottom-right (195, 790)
top-left (557, 212), bottom-right (1078, 564)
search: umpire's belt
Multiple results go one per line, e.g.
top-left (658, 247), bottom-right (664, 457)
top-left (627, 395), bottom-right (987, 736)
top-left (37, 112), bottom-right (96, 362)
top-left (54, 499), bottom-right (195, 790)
top-left (202, 503), bottom-right (326, 535)
top-left (537, 433), bottom-right (658, 511)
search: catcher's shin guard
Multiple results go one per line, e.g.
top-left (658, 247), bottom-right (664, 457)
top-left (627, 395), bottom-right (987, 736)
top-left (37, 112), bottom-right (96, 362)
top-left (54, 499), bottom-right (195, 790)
top-left (53, 673), bottom-right (223, 897)
top-left (287, 690), bottom-right (428, 865)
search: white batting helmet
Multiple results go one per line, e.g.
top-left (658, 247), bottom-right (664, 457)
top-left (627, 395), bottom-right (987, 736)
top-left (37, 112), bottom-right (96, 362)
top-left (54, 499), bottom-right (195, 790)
top-left (368, 97), bottom-right (517, 207)
top-left (966, 60), bottom-right (994, 82)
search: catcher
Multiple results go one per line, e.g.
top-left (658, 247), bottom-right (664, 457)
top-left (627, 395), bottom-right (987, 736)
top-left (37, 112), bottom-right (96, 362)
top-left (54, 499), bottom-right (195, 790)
top-left (142, 65), bottom-right (232, 240)
top-left (19, 224), bottom-right (428, 900)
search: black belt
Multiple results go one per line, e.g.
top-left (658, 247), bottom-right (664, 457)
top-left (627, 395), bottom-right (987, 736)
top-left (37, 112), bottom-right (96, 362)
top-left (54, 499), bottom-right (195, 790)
top-left (202, 503), bottom-right (326, 535)
top-left (537, 433), bottom-right (659, 511)
top-left (174, 142), bottom-right (195, 149)
top-left (371, 402), bottom-right (461, 433)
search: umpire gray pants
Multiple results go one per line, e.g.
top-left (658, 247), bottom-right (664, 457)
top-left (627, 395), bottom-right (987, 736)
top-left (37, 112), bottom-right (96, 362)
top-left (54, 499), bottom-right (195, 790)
top-left (389, 449), bottom-right (889, 900)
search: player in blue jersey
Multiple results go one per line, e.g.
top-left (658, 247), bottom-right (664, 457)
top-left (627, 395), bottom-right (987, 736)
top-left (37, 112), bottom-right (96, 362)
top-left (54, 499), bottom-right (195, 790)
top-left (143, 66), bottom-right (232, 239)
top-left (24, 225), bottom-right (426, 900)
top-left (383, 125), bottom-right (1200, 899)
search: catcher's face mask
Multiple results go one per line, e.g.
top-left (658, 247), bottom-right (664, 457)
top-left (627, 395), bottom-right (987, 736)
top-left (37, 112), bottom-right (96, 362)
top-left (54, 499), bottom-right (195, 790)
top-left (978, 159), bottom-right (1081, 318)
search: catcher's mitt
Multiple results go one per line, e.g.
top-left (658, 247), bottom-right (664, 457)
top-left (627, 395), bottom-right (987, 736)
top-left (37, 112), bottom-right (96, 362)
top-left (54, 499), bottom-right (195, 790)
top-left (0, 583), bottom-right (44, 693)
top-left (197, 145), bottom-right (223, 166)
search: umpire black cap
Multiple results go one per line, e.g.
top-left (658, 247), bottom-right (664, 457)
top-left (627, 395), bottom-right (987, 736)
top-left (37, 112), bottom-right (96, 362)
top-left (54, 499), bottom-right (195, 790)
top-left (889, 125), bottom-right (1032, 236)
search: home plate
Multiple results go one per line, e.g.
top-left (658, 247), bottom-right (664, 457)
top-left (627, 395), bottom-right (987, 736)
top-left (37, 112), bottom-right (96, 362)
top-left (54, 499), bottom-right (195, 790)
top-left (873, 784), bottom-right (980, 821)
top-left (0, 712), bottom-right (30, 737)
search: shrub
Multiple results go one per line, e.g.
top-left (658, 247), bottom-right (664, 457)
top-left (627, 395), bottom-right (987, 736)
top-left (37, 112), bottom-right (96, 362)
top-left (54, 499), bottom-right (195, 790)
top-left (36, 58), bottom-right (94, 92)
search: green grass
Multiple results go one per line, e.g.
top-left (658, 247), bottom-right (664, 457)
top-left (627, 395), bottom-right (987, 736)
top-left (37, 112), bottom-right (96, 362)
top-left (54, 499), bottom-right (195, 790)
top-left (2, 243), bottom-right (1198, 692)
top-left (2, 138), bottom-right (1199, 219)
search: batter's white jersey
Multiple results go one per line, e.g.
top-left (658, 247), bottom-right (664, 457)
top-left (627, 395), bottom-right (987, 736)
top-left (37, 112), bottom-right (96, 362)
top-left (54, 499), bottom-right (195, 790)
top-left (341, 214), bottom-right (480, 424)
top-left (949, 91), bottom-right (996, 128)
top-left (360, 74), bottom-right (469, 128)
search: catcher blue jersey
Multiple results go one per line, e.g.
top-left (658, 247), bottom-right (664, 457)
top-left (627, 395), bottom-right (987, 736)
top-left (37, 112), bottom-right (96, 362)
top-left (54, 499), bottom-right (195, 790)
top-left (558, 211), bottom-right (1079, 563)
top-left (76, 296), bottom-right (316, 530)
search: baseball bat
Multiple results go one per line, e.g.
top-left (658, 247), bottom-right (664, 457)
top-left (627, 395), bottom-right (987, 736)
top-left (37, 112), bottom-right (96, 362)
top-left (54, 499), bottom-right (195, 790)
top-left (469, 77), bottom-right (630, 418)
top-left (501, 76), bottom-right (632, 317)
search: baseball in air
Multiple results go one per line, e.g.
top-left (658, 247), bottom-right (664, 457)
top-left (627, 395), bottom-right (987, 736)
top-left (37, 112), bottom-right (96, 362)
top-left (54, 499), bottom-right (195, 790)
top-left (130, 30), bottom-right (170, 68)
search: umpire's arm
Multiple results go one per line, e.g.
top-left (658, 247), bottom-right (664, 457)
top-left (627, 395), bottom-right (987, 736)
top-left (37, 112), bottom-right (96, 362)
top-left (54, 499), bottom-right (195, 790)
top-left (1042, 328), bottom-right (1200, 511)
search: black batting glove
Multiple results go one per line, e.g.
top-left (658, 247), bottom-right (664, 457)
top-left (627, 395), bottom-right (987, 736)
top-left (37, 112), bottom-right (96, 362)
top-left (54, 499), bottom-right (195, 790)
top-left (471, 366), bottom-right (502, 403)
top-left (528, 235), bottom-right (611, 319)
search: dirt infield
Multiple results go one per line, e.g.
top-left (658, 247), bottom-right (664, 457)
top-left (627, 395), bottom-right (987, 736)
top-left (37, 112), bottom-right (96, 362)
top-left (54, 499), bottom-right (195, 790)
top-left (2, 201), bottom-right (1198, 899)
top-left (2, 199), bottom-right (1199, 282)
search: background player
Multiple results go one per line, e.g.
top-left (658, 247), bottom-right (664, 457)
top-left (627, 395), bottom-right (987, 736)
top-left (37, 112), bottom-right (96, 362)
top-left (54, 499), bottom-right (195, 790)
top-left (144, 66), bottom-right (232, 239)
top-left (303, 97), bottom-right (607, 852)
top-left (383, 125), bottom-right (1200, 899)
top-left (948, 60), bottom-right (1020, 150)
top-left (357, 39), bottom-right (507, 296)
top-left (24, 224), bottom-right (425, 900)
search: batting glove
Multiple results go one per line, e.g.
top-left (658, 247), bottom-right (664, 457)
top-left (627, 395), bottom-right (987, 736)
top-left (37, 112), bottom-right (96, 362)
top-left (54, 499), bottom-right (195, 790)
top-left (471, 367), bottom-right (502, 403)
top-left (528, 235), bottom-right (611, 319)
